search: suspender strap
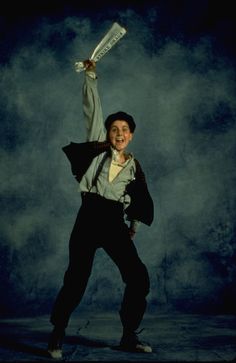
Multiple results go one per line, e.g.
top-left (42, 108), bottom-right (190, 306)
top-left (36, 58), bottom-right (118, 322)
top-left (89, 152), bottom-right (109, 192)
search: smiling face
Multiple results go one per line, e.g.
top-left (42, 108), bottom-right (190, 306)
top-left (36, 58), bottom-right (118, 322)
top-left (108, 120), bottom-right (133, 152)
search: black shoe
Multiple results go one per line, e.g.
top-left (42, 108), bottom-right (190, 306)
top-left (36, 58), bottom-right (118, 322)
top-left (120, 330), bottom-right (152, 353)
top-left (47, 327), bottom-right (65, 359)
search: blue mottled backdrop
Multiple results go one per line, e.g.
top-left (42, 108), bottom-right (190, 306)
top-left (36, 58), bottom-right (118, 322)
top-left (1, 0), bottom-right (236, 317)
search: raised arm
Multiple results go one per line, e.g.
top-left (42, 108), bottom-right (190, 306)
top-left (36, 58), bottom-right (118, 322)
top-left (82, 60), bottom-right (106, 142)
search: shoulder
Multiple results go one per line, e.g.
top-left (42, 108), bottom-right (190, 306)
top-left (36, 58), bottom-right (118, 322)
top-left (132, 158), bottom-right (147, 183)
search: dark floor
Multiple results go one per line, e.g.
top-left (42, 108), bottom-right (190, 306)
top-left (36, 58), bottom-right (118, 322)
top-left (0, 312), bottom-right (235, 362)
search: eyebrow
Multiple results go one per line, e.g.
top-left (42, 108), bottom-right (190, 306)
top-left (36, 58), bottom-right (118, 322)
top-left (111, 125), bottom-right (129, 130)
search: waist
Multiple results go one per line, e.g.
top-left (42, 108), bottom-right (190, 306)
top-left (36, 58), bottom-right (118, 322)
top-left (81, 192), bottom-right (124, 214)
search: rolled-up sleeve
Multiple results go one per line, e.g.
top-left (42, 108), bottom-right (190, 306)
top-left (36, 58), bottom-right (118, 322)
top-left (83, 72), bottom-right (106, 142)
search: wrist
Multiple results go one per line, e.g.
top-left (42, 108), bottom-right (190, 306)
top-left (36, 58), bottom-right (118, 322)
top-left (86, 70), bottom-right (97, 79)
top-left (130, 220), bottom-right (140, 233)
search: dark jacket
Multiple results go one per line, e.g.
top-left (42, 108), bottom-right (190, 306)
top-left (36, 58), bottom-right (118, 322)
top-left (62, 141), bottom-right (154, 226)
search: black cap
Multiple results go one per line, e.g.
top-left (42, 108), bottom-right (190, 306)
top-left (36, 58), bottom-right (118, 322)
top-left (105, 111), bottom-right (136, 133)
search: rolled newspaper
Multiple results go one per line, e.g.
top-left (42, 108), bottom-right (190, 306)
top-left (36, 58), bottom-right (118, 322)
top-left (75, 22), bottom-right (127, 73)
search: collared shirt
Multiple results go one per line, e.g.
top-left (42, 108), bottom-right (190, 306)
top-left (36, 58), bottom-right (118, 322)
top-left (109, 148), bottom-right (131, 182)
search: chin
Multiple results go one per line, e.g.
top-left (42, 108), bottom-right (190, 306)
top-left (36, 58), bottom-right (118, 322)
top-left (115, 146), bottom-right (125, 152)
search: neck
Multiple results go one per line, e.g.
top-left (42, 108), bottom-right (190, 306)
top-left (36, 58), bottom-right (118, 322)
top-left (111, 147), bottom-right (127, 163)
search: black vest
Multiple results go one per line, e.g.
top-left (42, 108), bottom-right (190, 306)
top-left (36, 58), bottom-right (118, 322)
top-left (62, 141), bottom-right (154, 226)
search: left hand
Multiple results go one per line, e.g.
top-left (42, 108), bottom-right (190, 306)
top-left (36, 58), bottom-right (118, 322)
top-left (129, 228), bottom-right (136, 239)
top-left (84, 59), bottom-right (96, 72)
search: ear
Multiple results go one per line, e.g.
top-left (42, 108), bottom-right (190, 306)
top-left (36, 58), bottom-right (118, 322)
top-left (129, 133), bottom-right (133, 141)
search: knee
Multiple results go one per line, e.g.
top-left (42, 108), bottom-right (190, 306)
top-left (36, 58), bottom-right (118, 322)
top-left (125, 262), bottom-right (150, 297)
top-left (139, 263), bottom-right (150, 296)
top-left (63, 263), bottom-right (92, 286)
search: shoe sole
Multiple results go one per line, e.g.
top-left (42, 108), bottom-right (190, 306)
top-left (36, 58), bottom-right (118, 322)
top-left (119, 344), bottom-right (152, 353)
top-left (48, 349), bottom-right (63, 359)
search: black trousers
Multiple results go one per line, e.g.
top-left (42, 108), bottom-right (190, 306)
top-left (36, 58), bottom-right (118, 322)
top-left (50, 193), bottom-right (150, 332)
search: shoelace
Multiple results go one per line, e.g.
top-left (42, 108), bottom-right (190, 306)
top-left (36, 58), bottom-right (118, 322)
top-left (136, 328), bottom-right (145, 335)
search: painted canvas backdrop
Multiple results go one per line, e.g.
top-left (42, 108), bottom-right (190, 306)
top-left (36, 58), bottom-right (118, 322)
top-left (0, 1), bottom-right (236, 317)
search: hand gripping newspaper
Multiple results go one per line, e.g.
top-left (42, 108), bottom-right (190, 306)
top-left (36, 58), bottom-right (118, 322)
top-left (74, 22), bottom-right (127, 73)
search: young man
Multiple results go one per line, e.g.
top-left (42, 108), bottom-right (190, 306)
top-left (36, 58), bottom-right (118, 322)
top-left (48, 60), bottom-right (154, 358)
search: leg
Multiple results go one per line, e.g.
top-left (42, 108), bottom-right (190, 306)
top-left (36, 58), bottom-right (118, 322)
top-left (50, 211), bottom-right (97, 329)
top-left (103, 225), bottom-right (152, 353)
top-left (50, 243), bottom-right (96, 329)
top-left (48, 209), bottom-right (97, 358)
top-left (103, 224), bottom-right (150, 332)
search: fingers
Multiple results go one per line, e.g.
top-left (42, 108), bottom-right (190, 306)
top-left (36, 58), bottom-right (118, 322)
top-left (84, 59), bottom-right (96, 71)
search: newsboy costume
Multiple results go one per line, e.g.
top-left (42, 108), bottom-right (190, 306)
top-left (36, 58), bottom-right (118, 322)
top-left (49, 69), bottom-right (154, 354)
